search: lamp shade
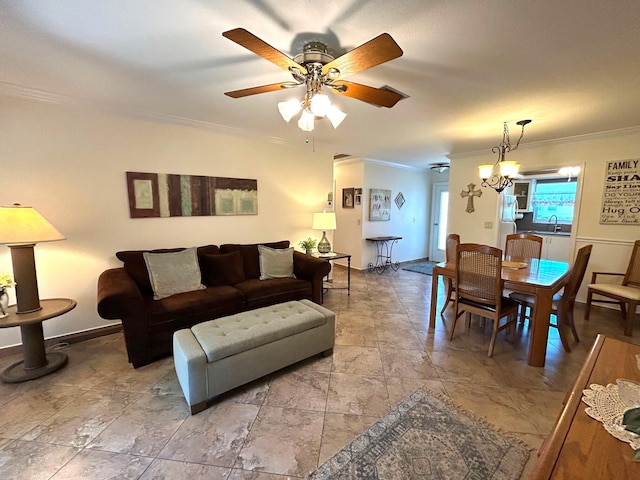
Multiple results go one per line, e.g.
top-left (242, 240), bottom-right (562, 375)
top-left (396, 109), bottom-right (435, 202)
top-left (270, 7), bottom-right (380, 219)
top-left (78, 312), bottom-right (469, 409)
top-left (0, 204), bottom-right (65, 245)
top-left (298, 109), bottom-right (315, 132)
top-left (312, 212), bottom-right (336, 231)
top-left (277, 99), bottom-right (302, 123)
top-left (478, 165), bottom-right (494, 180)
top-left (499, 161), bottom-right (520, 178)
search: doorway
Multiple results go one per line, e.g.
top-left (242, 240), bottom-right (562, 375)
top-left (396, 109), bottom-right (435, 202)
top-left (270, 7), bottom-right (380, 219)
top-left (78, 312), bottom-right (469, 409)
top-left (430, 182), bottom-right (449, 262)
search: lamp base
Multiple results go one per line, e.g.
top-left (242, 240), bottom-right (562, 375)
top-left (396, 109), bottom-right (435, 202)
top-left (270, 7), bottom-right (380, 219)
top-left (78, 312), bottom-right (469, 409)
top-left (1, 352), bottom-right (68, 383)
top-left (317, 231), bottom-right (332, 254)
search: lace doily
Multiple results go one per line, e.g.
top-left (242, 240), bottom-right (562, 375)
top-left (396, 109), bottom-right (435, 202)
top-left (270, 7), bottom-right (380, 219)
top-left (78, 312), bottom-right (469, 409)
top-left (581, 383), bottom-right (640, 450)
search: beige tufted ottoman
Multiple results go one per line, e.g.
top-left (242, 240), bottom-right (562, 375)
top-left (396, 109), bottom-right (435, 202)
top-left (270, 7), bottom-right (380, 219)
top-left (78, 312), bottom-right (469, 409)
top-left (173, 299), bottom-right (335, 414)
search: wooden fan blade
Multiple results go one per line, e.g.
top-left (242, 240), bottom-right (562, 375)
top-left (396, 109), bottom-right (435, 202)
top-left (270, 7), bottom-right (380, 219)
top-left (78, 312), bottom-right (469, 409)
top-left (322, 33), bottom-right (402, 79)
top-left (331, 81), bottom-right (403, 108)
top-left (223, 28), bottom-right (307, 75)
top-left (224, 82), bottom-right (297, 98)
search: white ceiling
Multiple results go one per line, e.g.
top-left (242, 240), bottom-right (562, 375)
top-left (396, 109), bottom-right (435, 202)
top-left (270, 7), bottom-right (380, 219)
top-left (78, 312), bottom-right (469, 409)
top-left (2, 0), bottom-right (640, 169)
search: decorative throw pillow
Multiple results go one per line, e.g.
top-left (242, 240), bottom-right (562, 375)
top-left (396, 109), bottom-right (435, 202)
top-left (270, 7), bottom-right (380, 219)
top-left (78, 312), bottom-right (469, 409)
top-left (143, 247), bottom-right (206, 300)
top-left (200, 252), bottom-right (245, 286)
top-left (258, 245), bottom-right (296, 280)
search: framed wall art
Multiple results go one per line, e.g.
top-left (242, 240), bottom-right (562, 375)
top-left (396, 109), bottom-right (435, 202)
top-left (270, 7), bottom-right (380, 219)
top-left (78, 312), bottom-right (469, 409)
top-left (395, 192), bottom-right (405, 209)
top-left (342, 188), bottom-right (355, 208)
top-left (126, 171), bottom-right (258, 218)
top-left (369, 188), bottom-right (391, 221)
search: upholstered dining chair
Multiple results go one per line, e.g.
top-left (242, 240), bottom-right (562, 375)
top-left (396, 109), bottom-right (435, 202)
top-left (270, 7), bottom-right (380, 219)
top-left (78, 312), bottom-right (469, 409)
top-left (440, 233), bottom-right (461, 314)
top-left (585, 240), bottom-right (640, 336)
top-left (505, 233), bottom-right (543, 261)
top-left (449, 243), bottom-right (520, 357)
top-left (509, 244), bottom-right (593, 352)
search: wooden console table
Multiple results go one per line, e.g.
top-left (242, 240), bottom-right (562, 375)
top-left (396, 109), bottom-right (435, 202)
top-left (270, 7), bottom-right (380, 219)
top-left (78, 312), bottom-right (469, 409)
top-left (0, 298), bottom-right (77, 383)
top-left (530, 335), bottom-right (640, 479)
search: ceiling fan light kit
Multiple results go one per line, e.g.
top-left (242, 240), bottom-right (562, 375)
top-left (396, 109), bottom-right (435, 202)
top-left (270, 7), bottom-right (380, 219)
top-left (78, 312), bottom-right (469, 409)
top-left (223, 28), bottom-right (404, 133)
top-left (478, 119), bottom-right (532, 193)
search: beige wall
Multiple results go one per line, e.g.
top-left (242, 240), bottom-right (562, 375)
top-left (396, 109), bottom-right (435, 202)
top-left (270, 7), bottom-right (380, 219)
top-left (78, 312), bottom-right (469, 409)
top-left (448, 128), bottom-right (640, 302)
top-left (0, 97), bottom-right (334, 349)
top-left (333, 158), bottom-right (431, 270)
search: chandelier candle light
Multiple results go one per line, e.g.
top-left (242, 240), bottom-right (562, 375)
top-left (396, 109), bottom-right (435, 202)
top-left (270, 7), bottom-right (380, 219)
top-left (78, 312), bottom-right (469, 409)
top-left (312, 211), bottom-right (337, 254)
top-left (478, 119), bottom-right (532, 193)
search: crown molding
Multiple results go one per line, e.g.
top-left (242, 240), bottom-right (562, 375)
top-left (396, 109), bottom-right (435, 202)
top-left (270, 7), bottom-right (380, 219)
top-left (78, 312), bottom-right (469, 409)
top-left (449, 124), bottom-right (640, 160)
top-left (333, 155), bottom-right (428, 172)
top-left (0, 81), bottom-right (294, 147)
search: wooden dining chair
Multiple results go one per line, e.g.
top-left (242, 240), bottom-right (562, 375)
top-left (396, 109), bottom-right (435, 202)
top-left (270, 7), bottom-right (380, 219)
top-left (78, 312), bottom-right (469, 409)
top-left (510, 244), bottom-right (592, 352)
top-left (440, 233), bottom-right (460, 314)
top-left (505, 233), bottom-right (543, 261)
top-left (449, 243), bottom-right (520, 357)
top-left (585, 240), bottom-right (640, 336)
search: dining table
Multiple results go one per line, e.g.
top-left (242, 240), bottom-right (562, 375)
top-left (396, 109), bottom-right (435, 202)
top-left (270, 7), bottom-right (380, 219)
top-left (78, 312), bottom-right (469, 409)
top-left (429, 257), bottom-right (571, 367)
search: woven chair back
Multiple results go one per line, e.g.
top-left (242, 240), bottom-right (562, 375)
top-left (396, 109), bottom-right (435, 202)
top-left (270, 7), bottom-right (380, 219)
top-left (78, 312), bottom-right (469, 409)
top-left (623, 240), bottom-right (640, 287)
top-left (505, 233), bottom-right (543, 261)
top-left (456, 243), bottom-right (503, 306)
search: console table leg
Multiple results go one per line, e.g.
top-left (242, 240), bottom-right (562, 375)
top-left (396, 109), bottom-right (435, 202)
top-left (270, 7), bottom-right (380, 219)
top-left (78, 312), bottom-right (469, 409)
top-left (21, 322), bottom-right (47, 369)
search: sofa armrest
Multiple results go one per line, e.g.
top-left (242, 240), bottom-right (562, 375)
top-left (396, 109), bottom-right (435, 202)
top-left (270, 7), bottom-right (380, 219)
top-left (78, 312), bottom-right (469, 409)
top-left (293, 252), bottom-right (331, 303)
top-left (97, 268), bottom-right (146, 320)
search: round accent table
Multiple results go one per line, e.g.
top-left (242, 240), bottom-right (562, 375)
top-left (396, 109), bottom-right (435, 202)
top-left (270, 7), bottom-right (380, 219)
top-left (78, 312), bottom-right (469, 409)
top-left (0, 298), bottom-right (77, 383)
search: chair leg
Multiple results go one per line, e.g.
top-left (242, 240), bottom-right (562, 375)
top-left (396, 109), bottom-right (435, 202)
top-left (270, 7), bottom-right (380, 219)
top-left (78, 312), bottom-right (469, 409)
top-left (440, 279), bottom-right (452, 314)
top-left (487, 318), bottom-right (499, 357)
top-left (554, 313), bottom-right (572, 353)
top-left (584, 291), bottom-right (592, 320)
top-left (449, 310), bottom-right (462, 341)
top-left (624, 302), bottom-right (636, 337)
top-left (567, 308), bottom-right (580, 342)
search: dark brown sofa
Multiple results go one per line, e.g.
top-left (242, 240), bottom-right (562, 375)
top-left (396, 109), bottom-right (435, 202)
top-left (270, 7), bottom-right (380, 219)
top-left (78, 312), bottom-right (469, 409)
top-left (97, 241), bottom-right (331, 368)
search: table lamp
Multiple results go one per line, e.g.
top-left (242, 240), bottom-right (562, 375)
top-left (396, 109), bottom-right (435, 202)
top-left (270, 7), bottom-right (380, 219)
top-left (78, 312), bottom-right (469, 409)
top-left (312, 212), bottom-right (336, 254)
top-left (0, 204), bottom-right (65, 314)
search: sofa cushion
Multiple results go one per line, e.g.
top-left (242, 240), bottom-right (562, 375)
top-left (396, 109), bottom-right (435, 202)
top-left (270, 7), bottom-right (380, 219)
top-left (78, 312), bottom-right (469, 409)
top-left (234, 277), bottom-right (312, 309)
top-left (116, 245), bottom-right (220, 294)
top-left (200, 251), bottom-right (245, 286)
top-left (258, 245), bottom-right (296, 280)
top-left (144, 247), bottom-right (206, 300)
top-left (145, 285), bottom-right (246, 327)
top-left (220, 241), bottom-right (290, 279)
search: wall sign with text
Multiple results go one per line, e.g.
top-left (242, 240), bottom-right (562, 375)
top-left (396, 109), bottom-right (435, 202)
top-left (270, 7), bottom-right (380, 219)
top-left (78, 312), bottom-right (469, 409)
top-left (600, 159), bottom-right (640, 225)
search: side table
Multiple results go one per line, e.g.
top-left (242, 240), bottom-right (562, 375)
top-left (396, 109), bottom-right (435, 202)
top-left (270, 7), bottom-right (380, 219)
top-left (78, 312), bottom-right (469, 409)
top-left (313, 252), bottom-right (351, 302)
top-left (366, 236), bottom-right (402, 274)
top-left (0, 298), bottom-right (77, 383)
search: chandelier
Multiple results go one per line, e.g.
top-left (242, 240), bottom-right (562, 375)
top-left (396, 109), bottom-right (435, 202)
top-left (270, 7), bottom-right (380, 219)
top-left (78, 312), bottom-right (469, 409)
top-left (478, 119), bottom-right (531, 193)
top-left (277, 63), bottom-right (346, 132)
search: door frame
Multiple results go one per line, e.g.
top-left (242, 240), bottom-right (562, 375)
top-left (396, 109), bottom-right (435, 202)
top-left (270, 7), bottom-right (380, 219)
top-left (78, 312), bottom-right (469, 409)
top-left (430, 182), bottom-right (449, 262)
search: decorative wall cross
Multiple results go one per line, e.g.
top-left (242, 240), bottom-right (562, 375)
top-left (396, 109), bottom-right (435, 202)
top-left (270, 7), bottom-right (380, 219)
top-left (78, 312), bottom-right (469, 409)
top-left (460, 183), bottom-right (482, 213)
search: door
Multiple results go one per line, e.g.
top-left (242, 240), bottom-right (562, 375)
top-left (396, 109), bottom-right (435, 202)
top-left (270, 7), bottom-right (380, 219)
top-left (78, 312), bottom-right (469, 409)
top-left (430, 182), bottom-right (449, 262)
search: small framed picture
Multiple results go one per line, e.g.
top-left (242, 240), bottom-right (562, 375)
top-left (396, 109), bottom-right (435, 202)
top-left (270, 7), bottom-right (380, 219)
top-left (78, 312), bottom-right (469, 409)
top-left (354, 188), bottom-right (362, 195)
top-left (342, 188), bottom-right (355, 208)
top-left (354, 195), bottom-right (361, 206)
top-left (395, 192), bottom-right (405, 209)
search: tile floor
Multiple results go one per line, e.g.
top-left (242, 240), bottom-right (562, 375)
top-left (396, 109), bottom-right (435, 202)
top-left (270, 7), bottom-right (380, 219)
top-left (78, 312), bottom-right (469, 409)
top-left (1, 265), bottom-right (638, 479)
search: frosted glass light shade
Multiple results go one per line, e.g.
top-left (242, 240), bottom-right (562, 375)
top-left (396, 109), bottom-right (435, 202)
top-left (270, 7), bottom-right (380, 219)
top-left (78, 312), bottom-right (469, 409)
top-left (499, 161), bottom-right (520, 178)
top-left (478, 165), bottom-right (494, 180)
top-left (0, 204), bottom-right (65, 245)
top-left (277, 99), bottom-right (302, 122)
top-left (298, 109), bottom-right (315, 131)
top-left (326, 105), bottom-right (347, 128)
top-left (310, 93), bottom-right (331, 117)
top-left (312, 212), bottom-right (336, 231)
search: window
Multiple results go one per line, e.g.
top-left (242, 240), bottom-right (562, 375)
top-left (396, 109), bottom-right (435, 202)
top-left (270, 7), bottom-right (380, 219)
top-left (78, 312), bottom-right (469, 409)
top-left (531, 179), bottom-right (577, 224)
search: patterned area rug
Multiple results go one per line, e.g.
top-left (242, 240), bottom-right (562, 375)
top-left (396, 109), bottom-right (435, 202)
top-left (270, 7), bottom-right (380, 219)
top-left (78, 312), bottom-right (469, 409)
top-left (402, 261), bottom-right (438, 276)
top-left (308, 388), bottom-right (530, 480)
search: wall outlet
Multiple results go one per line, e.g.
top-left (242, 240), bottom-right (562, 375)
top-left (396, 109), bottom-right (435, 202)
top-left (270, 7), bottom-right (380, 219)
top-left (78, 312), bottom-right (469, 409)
top-left (484, 221), bottom-right (493, 229)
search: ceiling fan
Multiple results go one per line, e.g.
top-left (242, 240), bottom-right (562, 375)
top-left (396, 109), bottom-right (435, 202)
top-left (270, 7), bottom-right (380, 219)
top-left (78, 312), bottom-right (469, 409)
top-left (222, 28), bottom-right (404, 130)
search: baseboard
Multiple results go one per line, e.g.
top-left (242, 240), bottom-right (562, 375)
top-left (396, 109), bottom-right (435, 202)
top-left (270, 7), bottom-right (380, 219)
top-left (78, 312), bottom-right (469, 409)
top-left (0, 323), bottom-right (123, 359)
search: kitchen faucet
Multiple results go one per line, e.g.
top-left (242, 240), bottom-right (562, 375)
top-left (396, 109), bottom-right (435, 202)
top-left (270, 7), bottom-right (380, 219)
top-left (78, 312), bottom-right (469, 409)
top-left (548, 215), bottom-right (561, 232)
